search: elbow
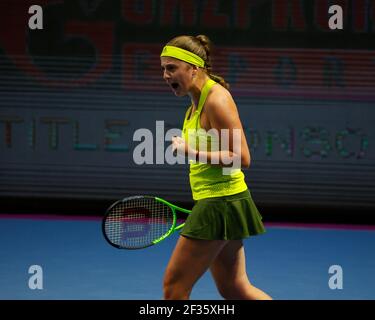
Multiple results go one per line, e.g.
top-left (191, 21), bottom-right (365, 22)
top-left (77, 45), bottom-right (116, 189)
top-left (240, 156), bottom-right (251, 169)
top-left (230, 152), bottom-right (250, 169)
top-left (242, 160), bottom-right (250, 169)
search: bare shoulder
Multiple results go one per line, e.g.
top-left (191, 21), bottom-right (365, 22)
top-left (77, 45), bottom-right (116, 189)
top-left (205, 83), bottom-right (238, 117)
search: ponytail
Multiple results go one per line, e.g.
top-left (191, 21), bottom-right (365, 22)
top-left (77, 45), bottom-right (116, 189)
top-left (195, 34), bottom-right (230, 90)
top-left (166, 34), bottom-right (230, 90)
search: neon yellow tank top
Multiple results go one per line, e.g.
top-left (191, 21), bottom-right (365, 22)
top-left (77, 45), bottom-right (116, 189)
top-left (182, 79), bottom-right (248, 200)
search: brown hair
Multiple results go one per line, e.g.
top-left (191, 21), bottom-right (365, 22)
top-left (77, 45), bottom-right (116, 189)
top-left (166, 35), bottom-right (229, 90)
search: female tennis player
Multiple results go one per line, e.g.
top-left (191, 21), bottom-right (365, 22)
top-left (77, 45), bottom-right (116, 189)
top-left (160, 35), bottom-right (272, 300)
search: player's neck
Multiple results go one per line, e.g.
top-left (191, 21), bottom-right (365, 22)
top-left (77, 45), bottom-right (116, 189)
top-left (189, 74), bottom-right (210, 110)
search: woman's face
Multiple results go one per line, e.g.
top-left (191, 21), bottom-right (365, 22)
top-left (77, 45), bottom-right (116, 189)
top-left (160, 57), bottom-right (194, 96)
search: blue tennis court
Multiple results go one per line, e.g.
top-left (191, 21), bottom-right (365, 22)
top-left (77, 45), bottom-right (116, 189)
top-left (1, 0), bottom-right (375, 305)
top-left (1, 215), bottom-right (374, 300)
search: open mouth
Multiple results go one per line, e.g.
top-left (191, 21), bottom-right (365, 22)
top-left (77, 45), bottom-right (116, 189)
top-left (171, 83), bottom-right (179, 90)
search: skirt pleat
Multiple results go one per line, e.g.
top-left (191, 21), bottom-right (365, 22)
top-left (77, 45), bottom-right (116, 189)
top-left (180, 189), bottom-right (266, 240)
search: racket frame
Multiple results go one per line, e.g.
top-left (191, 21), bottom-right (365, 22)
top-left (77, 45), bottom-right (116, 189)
top-left (153, 197), bottom-right (191, 244)
top-left (102, 195), bottom-right (191, 249)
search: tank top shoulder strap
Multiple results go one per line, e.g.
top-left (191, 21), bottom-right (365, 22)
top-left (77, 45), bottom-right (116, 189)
top-left (196, 79), bottom-right (217, 115)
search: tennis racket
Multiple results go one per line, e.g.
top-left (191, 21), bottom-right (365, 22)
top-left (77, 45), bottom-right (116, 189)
top-left (102, 195), bottom-right (191, 249)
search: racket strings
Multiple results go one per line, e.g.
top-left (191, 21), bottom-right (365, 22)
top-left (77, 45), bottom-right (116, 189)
top-left (104, 197), bottom-right (174, 249)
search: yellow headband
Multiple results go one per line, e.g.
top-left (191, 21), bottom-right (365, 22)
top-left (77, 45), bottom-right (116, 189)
top-left (160, 45), bottom-right (205, 68)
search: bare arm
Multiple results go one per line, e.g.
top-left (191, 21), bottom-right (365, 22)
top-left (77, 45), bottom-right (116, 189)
top-left (201, 89), bottom-right (251, 168)
top-left (173, 88), bottom-right (251, 168)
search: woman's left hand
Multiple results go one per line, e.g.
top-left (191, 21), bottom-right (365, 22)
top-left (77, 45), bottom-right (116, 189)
top-left (172, 136), bottom-right (197, 159)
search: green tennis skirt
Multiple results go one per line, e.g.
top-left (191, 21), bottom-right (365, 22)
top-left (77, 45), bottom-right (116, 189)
top-left (180, 189), bottom-right (266, 240)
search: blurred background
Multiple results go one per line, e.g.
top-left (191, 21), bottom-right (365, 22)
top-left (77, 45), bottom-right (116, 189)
top-left (1, 0), bottom-right (374, 224)
top-left (1, 0), bottom-right (375, 301)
